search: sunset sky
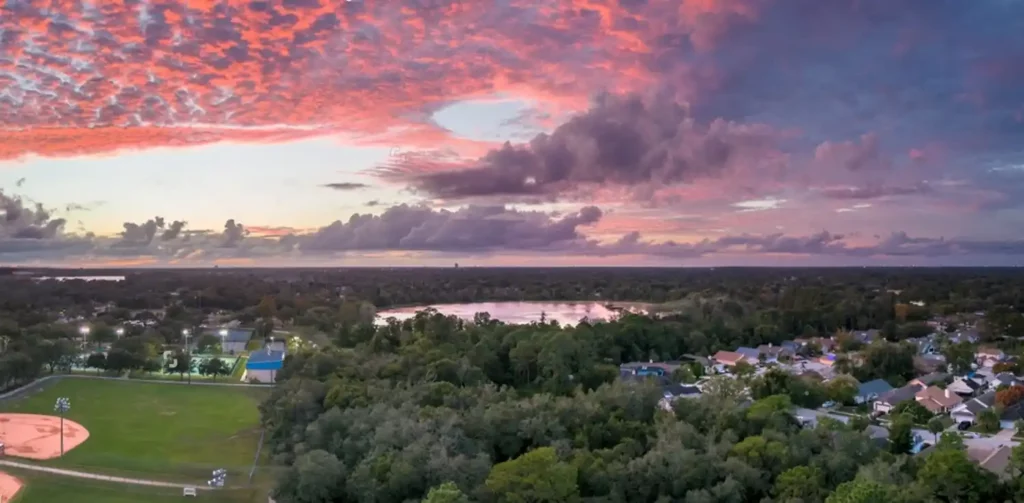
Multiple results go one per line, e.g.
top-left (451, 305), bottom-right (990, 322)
top-left (0, 0), bottom-right (1022, 267)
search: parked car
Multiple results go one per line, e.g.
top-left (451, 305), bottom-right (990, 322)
top-left (821, 401), bottom-right (836, 409)
top-left (961, 432), bottom-right (979, 439)
top-left (957, 422), bottom-right (971, 431)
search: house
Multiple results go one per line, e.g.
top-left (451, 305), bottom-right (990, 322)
top-left (756, 344), bottom-right (793, 362)
top-left (977, 347), bottom-right (1006, 367)
top-left (780, 341), bottom-right (801, 354)
top-left (244, 349), bottom-right (285, 383)
top-left (947, 376), bottom-right (986, 397)
top-left (658, 384), bottom-right (702, 411)
top-left (999, 402), bottom-right (1024, 430)
top-left (967, 445), bottom-right (1013, 479)
top-left (856, 379), bottom-right (895, 404)
top-left (863, 424), bottom-right (890, 448)
top-left (874, 384), bottom-right (925, 414)
top-left (735, 347), bottom-right (761, 363)
top-left (914, 386), bottom-right (963, 414)
top-left (712, 351), bottom-right (747, 367)
top-left (990, 372), bottom-right (1023, 390)
top-left (620, 361), bottom-right (678, 377)
top-left (217, 328), bottom-right (253, 354)
top-left (909, 372), bottom-right (948, 387)
top-left (951, 390), bottom-right (997, 425)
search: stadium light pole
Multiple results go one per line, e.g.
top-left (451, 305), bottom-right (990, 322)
top-left (115, 327), bottom-right (125, 339)
top-left (219, 329), bottom-right (228, 354)
top-left (78, 325), bottom-right (90, 350)
top-left (54, 397), bottom-right (70, 457)
top-left (182, 329), bottom-right (192, 384)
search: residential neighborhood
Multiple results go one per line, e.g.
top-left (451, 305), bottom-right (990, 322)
top-left (620, 316), bottom-right (1024, 479)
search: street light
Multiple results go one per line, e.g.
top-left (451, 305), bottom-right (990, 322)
top-left (78, 326), bottom-right (90, 351)
top-left (53, 397), bottom-right (70, 457)
top-left (182, 329), bottom-right (192, 384)
top-left (219, 329), bottom-right (228, 353)
top-left (115, 327), bottom-right (125, 338)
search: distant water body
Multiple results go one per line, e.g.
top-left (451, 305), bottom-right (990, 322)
top-left (34, 275), bottom-right (126, 282)
top-left (376, 301), bottom-right (651, 326)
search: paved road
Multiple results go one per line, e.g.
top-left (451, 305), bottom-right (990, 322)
top-left (0, 460), bottom-right (211, 490)
top-left (794, 407), bottom-right (1019, 449)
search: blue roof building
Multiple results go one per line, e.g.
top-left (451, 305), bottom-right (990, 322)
top-left (246, 349), bottom-right (285, 370)
top-left (856, 378), bottom-right (894, 403)
top-left (736, 347), bottom-right (760, 360)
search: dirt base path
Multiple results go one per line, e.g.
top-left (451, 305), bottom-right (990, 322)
top-left (0, 471), bottom-right (22, 502)
top-left (0, 414), bottom-right (89, 460)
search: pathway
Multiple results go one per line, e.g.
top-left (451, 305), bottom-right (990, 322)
top-left (0, 459), bottom-right (211, 490)
top-left (0, 374), bottom-right (272, 402)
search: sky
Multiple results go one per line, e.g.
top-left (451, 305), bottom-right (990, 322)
top-left (0, 0), bottom-right (1022, 267)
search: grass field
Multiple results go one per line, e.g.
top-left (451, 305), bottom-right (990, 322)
top-left (0, 378), bottom-right (268, 482)
top-left (6, 470), bottom-right (266, 503)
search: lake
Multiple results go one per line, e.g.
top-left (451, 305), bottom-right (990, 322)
top-left (376, 301), bottom-right (651, 326)
top-left (34, 275), bottom-right (126, 282)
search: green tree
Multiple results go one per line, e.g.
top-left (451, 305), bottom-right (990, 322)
top-left (889, 414), bottom-right (914, 454)
top-left (485, 447), bottom-right (579, 503)
top-left (826, 375), bottom-right (859, 405)
top-left (917, 444), bottom-right (996, 502)
top-left (826, 480), bottom-right (899, 503)
top-left (84, 352), bottom-right (107, 374)
top-left (927, 416), bottom-right (945, 443)
top-left (774, 465), bottom-right (826, 502)
top-left (942, 342), bottom-right (976, 375)
top-left (200, 357), bottom-right (230, 380)
top-left (274, 449), bottom-right (345, 503)
top-left (422, 482), bottom-right (469, 503)
top-left (165, 350), bottom-right (191, 381)
top-left (977, 408), bottom-right (1000, 434)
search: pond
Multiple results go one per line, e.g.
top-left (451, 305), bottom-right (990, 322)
top-left (376, 301), bottom-right (651, 326)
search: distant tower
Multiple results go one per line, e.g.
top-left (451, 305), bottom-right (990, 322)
top-left (454, 262), bottom-right (459, 268)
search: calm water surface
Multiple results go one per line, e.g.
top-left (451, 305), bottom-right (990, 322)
top-left (376, 301), bottom-right (650, 326)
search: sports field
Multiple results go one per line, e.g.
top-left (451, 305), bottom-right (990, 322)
top-left (0, 378), bottom-right (267, 481)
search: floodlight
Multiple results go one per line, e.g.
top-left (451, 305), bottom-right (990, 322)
top-left (182, 328), bottom-right (191, 336)
top-left (115, 327), bottom-right (125, 336)
top-left (219, 329), bottom-right (228, 336)
top-left (78, 326), bottom-right (90, 335)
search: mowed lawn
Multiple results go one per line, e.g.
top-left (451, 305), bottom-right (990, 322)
top-left (0, 379), bottom-right (267, 480)
top-left (7, 471), bottom-right (265, 503)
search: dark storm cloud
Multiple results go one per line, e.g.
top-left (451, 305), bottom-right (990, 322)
top-left (322, 182), bottom-right (370, 191)
top-left (0, 190), bottom-right (66, 240)
top-left (222, 219), bottom-right (248, 248)
top-left (299, 204), bottom-right (603, 252)
top-left (409, 93), bottom-right (783, 199)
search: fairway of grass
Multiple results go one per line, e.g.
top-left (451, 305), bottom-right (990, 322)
top-left (0, 378), bottom-right (267, 482)
top-left (6, 470), bottom-right (265, 503)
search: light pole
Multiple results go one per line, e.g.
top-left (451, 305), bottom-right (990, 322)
top-left (208, 468), bottom-right (227, 488)
top-left (182, 329), bottom-right (191, 384)
top-left (78, 325), bottom-right (90, 350)
top-left (219, 329), bottom-right (228, 354)
top-left (54, 397), bottom-right (70, 457)
top-left (115, 327), bottom-right (125, 339)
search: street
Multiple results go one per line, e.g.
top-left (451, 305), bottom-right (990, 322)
top-left (793, 407), bottom-right (1019, 449)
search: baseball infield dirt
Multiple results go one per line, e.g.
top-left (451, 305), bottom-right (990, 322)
top-left (0, 413), bottom-right (90, 460)
top-left (0, 471), bottom-right (21, 502)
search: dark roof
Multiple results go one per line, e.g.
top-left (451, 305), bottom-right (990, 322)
top-left (736, 347), bottom-right (760, 359)
top-left (914, 372), bottom-right (948, 385)
top-left (218, 328), bottom-right (253, 343)
top-left (1001, 403), bottom-right (1024, 422)
top-left (878, 383), bottom-right (923, 405)
top-left (857, 379), bottom-right (894, 398)
top-left (662, 384), bottom-right (701, 397)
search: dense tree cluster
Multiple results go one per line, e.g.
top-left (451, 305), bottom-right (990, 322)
top-left (262, 308), bottom-right (1024, 502)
